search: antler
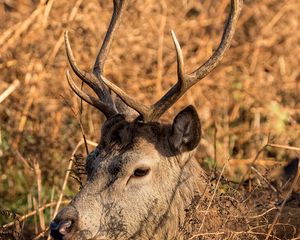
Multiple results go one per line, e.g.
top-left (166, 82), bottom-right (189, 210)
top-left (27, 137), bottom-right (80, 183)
top-left (65, 0), bottom-right (242, 122)
top-left (64, 0), bottom-right (126, 118)
top-left (99, 0), bottom-right (242, 122)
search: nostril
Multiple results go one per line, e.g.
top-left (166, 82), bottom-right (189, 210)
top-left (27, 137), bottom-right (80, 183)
top-left (50, 206), bottom-right (78, 239)
top-left (50, 220), bottom-right (73, 239)
top-left (58, 220), bottom-right (72, 235)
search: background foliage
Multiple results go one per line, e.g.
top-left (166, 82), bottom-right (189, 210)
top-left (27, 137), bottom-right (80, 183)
top-left (0, 0), bottom-right (299, 238)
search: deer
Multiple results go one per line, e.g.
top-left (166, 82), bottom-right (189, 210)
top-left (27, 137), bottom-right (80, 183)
top-left (50, 0), bottom-right (243, 239)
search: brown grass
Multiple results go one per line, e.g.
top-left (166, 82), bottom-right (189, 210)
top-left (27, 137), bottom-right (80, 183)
top-left (0, 0), bottom-right (299, 239)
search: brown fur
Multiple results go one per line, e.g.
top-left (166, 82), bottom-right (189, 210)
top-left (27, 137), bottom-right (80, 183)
top-left (52, 107), bottom-right (210, 240)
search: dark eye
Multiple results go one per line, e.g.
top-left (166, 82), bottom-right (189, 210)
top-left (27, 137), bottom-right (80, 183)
top-left (133, 168), bottom-right (150, 177)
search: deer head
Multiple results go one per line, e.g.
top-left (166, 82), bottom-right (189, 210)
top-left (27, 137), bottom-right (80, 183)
top-left (50, 0), bottom-right (242, 239)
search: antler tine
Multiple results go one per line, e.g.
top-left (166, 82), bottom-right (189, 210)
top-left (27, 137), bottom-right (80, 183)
top-left (100, 0), bottom-right (242, 122)
top-left (93, 0), bottom-right (126, 78)
top-left (64, 31), bottom-right (118, 117)
top-left (171, 30), bottom-right (185, 84)
top-left (150, 0), bottom-right (242, 121)
top-left (65, 31), bottom-right (112, 102)
top-left (64, 1), bottom-right (129, 117)
top-left (95, 30), bottom-right (186, 121)
top-left (66, 70), bottom-right (117, 117)
top-left (99, 75), bottom-right (151, 117)
top-left (92, 0), bottom-right (153, 118)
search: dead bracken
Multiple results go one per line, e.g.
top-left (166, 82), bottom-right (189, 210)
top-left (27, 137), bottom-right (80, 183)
top-left (0, 0), bottom-right (299, 239)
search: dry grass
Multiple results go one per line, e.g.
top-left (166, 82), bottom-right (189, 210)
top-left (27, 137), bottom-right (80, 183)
top-left (0, 0), bottom-right (299, 239)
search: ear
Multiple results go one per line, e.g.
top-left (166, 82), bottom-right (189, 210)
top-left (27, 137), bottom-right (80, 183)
top-left (169, 106), bottom-right (201, 152)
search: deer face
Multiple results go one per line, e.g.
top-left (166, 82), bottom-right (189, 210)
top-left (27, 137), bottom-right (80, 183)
top-left (50, 106), bottom-right (204, 239)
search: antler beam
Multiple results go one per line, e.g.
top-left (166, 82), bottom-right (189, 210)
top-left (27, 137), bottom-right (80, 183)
top-left (99, 0), bottom-right (242, 122)
top-left (65, 0), bottom-right (242, 123)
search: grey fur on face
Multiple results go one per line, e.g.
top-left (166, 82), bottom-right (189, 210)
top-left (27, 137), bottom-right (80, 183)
top-left (51, 107), bottom-right (207, 240)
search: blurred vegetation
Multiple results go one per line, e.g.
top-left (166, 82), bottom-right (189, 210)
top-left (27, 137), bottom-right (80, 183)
top-left (0, 0), bottom-right (299, 238)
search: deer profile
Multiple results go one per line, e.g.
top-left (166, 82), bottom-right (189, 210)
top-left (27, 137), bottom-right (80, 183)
top-left (50, 0), bottom-right (242, 239)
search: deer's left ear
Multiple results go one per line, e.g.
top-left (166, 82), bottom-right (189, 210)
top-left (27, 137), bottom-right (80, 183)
top-left (169, 106), bottom-right (201, 152)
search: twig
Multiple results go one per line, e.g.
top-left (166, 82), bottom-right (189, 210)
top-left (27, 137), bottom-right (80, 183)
top-left (213, 121), bottom-right (218, 165)
top-left (194, 158), bottom-right (229, 236)
top-left (33, 160), bottom-right (45, 231)
top-left (0, 80), bottom-right (20, 104)
top-left (247, 207), bottom-right (277, 219)
top-left (237, 135), bottom-right (270, 189)
top-left (42, 0), bottom-right (55, 27)
top-left (18, 86), bottom-right (36, 133)
top-left (0, 3), bottom-right (45, 52)
top-left (0, 22), bottom-right (21, 48)
top-left (156, 0), bottom-right (167, 99)
top-left (250, 166), bottom-right (279, 194)
top-left (190, 231), bottom-right (226, 238)
top-left (268, 143), bottom-right (300, 152)
top-left (51, 139), bottom-right (97, 218)
top-left (190, 229), bottom-right (281, 240)
top-left (51, 139), bottom-right (83, 219)
top-left (47, 0), bottom-right (83, 64)
top-left (239, 231), bottom-right (281, 240)
top-left (15, 150), bottom-right (33, 170)
top-left (32, 197), bottom-right (38, 234)
top-left (2, 201), bottom-right (69, 229)
top-left (248, 207), bottom-right (278, 219)
top-left (32, 227), bottom-right (49, 240)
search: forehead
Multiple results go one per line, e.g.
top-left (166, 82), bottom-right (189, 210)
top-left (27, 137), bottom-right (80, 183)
top-left (99, 115), bottom-right (167, 149)
top-left (86, 117), bottom-right (166, 183)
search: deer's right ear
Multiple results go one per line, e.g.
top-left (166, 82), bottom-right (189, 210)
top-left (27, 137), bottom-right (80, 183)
top-left (169, 106), bottom-right (201, 153)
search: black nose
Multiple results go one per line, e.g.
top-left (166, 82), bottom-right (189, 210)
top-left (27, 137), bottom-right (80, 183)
top-left (50, 220), bottom-right (72, 239)
top-left (50, 206), bottom-right (78, 239)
